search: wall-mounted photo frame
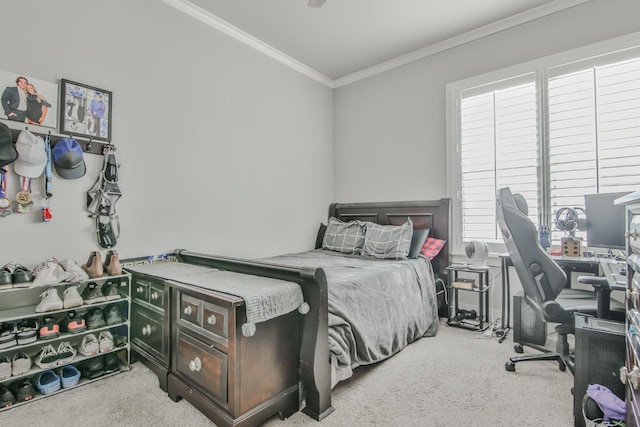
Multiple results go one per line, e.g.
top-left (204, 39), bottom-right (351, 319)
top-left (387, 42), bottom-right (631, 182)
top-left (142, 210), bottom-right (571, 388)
top-left (59, 79), bottom-right (112, 142)
top-left (0, 70), bottom-right (58, 129)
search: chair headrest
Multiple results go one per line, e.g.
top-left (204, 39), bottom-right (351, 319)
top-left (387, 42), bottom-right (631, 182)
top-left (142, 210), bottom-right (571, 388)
top-left (512, 193), bottom-right (528, 216)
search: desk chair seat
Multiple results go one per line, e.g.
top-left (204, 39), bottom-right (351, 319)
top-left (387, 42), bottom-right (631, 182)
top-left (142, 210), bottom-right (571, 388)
top-left (496, 187), bottom-right (625, 374)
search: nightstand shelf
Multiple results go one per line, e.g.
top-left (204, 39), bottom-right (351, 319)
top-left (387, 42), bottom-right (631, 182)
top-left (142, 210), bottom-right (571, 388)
top-left (445, 264), bottom-right (490, 331)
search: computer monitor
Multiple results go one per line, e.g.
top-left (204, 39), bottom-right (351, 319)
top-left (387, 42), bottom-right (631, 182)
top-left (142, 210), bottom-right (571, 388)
top-left (584, 192), bottom-right (630, 251)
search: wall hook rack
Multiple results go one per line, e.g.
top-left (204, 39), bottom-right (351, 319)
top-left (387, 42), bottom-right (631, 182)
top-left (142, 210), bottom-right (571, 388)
top-left (7, 126), bottom-right (112, 156)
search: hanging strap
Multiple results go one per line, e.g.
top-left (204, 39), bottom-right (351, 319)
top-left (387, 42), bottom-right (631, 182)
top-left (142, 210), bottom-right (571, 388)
top-left (44, 134), bottom-right (53, 198)
top-left (0, 167), bottom-right (11, 217)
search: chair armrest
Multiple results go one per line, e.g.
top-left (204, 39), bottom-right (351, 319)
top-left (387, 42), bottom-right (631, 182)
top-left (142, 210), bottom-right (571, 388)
top-left (576, 275), bottom-right (621, 320)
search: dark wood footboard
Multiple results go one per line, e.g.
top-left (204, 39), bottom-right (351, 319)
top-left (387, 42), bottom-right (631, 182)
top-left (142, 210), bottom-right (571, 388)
top-left (175, 249), bottom-right (335, 421)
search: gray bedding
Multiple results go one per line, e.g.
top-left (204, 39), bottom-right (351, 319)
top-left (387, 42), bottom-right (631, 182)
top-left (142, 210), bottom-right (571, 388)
top-left (259, 249), bottom-right (439, 385)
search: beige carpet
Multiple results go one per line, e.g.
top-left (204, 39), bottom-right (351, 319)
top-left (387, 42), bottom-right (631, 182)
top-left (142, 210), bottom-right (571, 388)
top-left (0, 319), bottom-right (575, 426)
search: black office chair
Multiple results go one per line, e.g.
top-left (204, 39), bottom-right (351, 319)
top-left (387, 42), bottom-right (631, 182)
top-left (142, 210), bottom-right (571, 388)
top-left (495, 187), bottom-right (625, 374)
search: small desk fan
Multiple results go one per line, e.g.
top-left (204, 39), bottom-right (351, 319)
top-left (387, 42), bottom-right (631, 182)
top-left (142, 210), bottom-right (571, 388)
top-left (465, 240), bottom-right (489, 266)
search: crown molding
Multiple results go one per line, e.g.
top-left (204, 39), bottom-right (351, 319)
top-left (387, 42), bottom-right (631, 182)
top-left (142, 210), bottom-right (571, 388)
top-left (163, 0), bottom-right (591, 90)
top-left (161, 0), bottom-right (335, 88)
top-left (334, 0), bottom-right (592, 87)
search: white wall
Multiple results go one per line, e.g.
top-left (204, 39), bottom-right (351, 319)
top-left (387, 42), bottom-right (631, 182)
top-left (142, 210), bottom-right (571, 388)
top-left (0, 0), bottom-right (334, 267)
top-left (333, 0), bottom-right (640, 319)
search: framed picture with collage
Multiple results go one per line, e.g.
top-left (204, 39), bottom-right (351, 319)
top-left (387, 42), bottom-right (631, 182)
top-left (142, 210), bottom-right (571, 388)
top-left (59, 79), bottom-right (112, 142)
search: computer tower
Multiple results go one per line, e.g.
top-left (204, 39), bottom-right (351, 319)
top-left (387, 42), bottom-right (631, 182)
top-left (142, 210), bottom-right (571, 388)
top-left (573, 314), bottom-right (626, 427)
top-left (513, 291), bottom-right (546, 346)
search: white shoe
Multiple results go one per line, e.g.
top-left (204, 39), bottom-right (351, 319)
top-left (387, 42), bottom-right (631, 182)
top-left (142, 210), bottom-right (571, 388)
top-left (98, 331), bottom-right (113, 353)
top-left (63, 286), bottom-right (83, 309)
top-left (35, 344), bottom-right (58, 369)
top-left (35, 288), bottom-right (64, 313)
top-left (79, 334), bottom-right (99, 356)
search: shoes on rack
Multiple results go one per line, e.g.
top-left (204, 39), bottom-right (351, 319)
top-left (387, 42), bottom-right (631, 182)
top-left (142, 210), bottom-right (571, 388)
top-left (104, 304), bottom-right (124, 326)
top-left (0, 322), bottom-right (17, 349)
top-left (80, 356), bottom-right (104, 380)
top-left (0, 262), bottom-right (34, 288)
top-left (35, 370), bottom-right (61, 395)
top-left (38, 317), bottom-right (60, 340)
top-left (56, 258), bottom-right (89, 283)
top-left (81, 251), bottom-right (103, 279)
top-left (61, 311), bottom-right (87, 334)
top-left (78, 334), bottom-right (99, 356)
top-left (35, 344), bottom-right (58, 369)
top-left (86, 307), bottom-right (106, 330)
top-left (0, 264), bottom-right (13, 289)
top-left (0, 355), bottom-right (11, 380)
top-left (31, 258), bottom-right (69, 288)
top-left (56, 341), bottom-right (76, 365)
top-left (35, 288), bottom-right (64, 313)
top-left (101, 280), bottom-right (121, 301)
top-left (16, 319), bottom-right (38, 345)
top-left (9, 378), bottom-right (35, 402)
top-left (98, 331), bottom-right (113, 353)
top-left (81, 282), bottom-right (106, 305)
top-left (103, 352), bottom-right (120, 373)
top-left (58, 365), bottom-right (80, 389)
top-left (11, 352), bottom-right (32, 376)
top-left (62, 285), bottom-right (83, 309)
top-left (103, 250), bottom-right (122, 276)
top-left (0, 384), bottom-right (15, 407)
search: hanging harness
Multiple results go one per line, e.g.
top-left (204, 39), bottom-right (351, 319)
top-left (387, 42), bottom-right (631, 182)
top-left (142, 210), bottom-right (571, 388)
top-left (87, 146), bottom-right (121, 248)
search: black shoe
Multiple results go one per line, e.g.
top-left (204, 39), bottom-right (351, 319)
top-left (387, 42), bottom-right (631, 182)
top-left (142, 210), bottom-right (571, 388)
top-left (0, 322), bottom-right (17, 349)
top-left (103, 304), bottom-right (123, 326)
top-left (9, 378), bottom-right (35, 402)
top-left (38, 317), bottom-right (60, 340)
top-left (101, 280), bottom-right (121, 301)
top-left (86, 307), bottom-right (106, 330)
top-left (80, 356), bottom-right (104, 379)
top-left (16, 319), bottom-right (38, 345)
top-left (104, 352), bottom-right (120, 373)
top-left (0, 384), bottom-right (15, 407)
top-left (61, 311), bottom-right (87, 334)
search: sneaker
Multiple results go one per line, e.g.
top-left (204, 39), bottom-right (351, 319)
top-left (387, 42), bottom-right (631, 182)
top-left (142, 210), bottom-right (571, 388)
top-left (0, 384), bottom-right (15, 407)
top-left (0, 355), bottom-right (11, 380)
top-left (38, 317), bottom-right (60, 340)
top-left (103, 352), bottom-right (120, 373)
top-left (86, 307), bottom-right (106, 329)
top-left (98, 331), bottom-right (113, 353)
top-left (56, 341), bottom-right (76, 365)
top-left (35, 288), bottom-right (64, 313)
top-left (11, 263), bottom-right (34, 287)
top-left (0, 322), bottom-right (17, 349)
top-left (58, 365), bottom-right (80, 389)
top-left (81, 282), bottom-right (106, 304)
top-left (61, 311), bottom-right (87, 334)
top-left (16, 319), bottom-right (38, 345)
top-left (35, 344), bottom-right (58, 369)
top-left (32, 258), bottom-right (68, 288)
top-left (11, 352), bottom-right (32, 376)
top-left (35, 370), bottom-right (61, 395)
top-left (62, 285), bottom-right (83, 309)
top-left (9, 378), bottom-right (35, 402)
top-left (101, 280), bottom-right (121, 301)
top-left (80, 356), bottom-right (104, 380)
top-left (0, 264), bottom-right (13, 289)
top-left (78, 334), bottom-right (99, 356)
top-left (57, 258), bottom-right (89, 283)
top-left (104, 304), bottom-right (124, 326)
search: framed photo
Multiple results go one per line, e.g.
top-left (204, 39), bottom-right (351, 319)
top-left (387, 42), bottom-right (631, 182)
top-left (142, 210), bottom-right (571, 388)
top-left (0, 70), bottom-right (58, 129)
top-left (59, 79), bottom-right (112, 142)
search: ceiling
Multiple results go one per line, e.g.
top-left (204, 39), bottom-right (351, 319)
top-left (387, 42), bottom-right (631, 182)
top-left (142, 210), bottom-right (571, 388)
top-left (165, 0), bottom-right (590, 87)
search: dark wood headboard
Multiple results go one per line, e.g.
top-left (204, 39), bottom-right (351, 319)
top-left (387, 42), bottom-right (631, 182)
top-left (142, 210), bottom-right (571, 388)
top-left (328, 199), bottom-right (451, 283)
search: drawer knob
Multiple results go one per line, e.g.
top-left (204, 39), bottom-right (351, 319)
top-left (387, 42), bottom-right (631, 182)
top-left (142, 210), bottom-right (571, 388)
top-left (189, 357), bottom-right (202, 372)
top-left (184, 305), bottom-right (193, 315)
top-left (298, 302), bottom-right (310, 314)
top-left (142, 325), bottom-right (152, 336)
top-left (207, 315), bottom-right (216, 325)
top-left (151, 291), bottom-right (158, 300)
top-left (137, 286), bottom-right (144, 294)
top-left (627, 230), bottom-right (639, 240)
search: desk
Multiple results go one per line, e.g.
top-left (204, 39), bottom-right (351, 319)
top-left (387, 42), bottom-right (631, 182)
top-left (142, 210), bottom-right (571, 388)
top-left (498, 253), bottom-right (600, 343)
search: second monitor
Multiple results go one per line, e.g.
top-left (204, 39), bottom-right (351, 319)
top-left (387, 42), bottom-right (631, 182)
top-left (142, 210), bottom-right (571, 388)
top-left (584, 191), bottom-right (630, 253)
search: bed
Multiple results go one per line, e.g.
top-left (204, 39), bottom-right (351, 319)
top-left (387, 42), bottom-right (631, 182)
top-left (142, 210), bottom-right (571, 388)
top-left (170, 198), bottom-right (451, 421)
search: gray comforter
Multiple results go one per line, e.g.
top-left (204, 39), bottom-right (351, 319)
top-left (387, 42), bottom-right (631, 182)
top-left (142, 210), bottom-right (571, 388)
top-left (260, 249), bottom-right (439, 385)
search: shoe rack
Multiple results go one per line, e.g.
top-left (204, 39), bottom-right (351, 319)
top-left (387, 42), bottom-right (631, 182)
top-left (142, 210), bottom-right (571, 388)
top-left (0, 272), bottom-right (131, 410)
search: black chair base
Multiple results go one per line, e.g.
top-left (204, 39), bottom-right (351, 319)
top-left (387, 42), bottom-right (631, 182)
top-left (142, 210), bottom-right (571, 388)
top-left (505, 324), bottom-right (575, 375)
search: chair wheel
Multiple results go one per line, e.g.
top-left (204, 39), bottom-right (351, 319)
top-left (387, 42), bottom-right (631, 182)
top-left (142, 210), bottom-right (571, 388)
top-left (558, 360), bottom-right (567, 372)
top-left (514, 344), bottom-right (524, 354)
top-left (505, 361), bottom-right (516, 372)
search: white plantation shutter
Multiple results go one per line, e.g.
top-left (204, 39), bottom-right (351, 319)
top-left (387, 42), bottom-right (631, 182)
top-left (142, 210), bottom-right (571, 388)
top-left (460, 76), bottom-right (539, 242)
top-left (548, 56), bottom-right (640, 244)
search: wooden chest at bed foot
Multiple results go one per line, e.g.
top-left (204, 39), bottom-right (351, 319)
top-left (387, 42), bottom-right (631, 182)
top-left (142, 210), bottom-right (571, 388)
top-left (167, 286), bottom-right (300, 426)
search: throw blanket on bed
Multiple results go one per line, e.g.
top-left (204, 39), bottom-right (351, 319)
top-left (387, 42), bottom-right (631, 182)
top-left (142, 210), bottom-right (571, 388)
top-left (259, 249), bottom-right (439, 385)
top-left (125, 263), bottom-right (304, 332)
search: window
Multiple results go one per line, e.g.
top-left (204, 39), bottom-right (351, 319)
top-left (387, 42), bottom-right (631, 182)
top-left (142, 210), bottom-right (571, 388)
top-left (448, 37), bottom-right (640, 254)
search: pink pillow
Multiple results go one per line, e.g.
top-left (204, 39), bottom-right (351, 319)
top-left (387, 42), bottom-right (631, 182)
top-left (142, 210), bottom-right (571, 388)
top-left (419, 237), bottom-right (446, 260)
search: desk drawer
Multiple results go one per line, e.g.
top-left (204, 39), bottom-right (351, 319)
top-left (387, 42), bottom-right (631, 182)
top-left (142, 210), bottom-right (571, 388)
top-left (176, 331), bottom-right (228, 403)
